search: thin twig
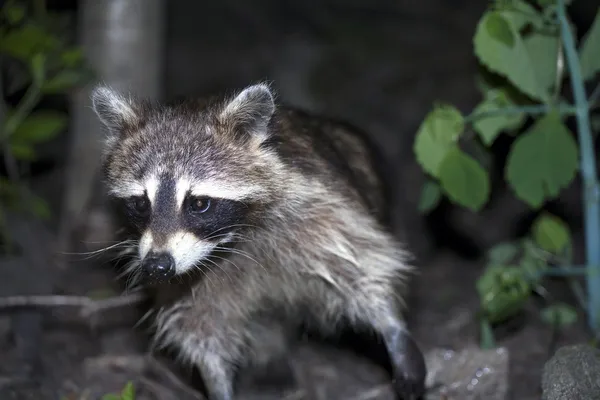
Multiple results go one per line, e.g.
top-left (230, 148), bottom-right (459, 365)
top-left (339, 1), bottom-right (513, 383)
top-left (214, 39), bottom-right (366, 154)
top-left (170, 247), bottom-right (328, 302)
top-left (0, 292), bottom-right (146, 317)
top-left (2, 74), bottom-right (43, 140)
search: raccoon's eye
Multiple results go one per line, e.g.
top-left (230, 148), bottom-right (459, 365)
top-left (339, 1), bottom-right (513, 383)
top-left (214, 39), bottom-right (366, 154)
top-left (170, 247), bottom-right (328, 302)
top-left (188, 197), bottom-right (211, 214)
top-left (128, 196), bottom-right (150, 216)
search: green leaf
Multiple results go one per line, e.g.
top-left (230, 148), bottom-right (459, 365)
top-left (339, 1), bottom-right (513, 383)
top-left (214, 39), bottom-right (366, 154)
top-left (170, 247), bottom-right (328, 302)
top-left (42, 70), bottom-right (88, 93)
top-left (2, 2), bottom-right (26, 24)
top-left (486, 13), bottom-right (515, 47)
top-left (477, 265), bottom-right (531, 324)
top-left (413, 104), bottom-right (464, 178)
top-left (523, 31), bottom-right (560, 95)
top-left (487, 241), bottom-right (520, 266)
top-left (541, 303), bottom-right (578, 328)
top-left (9, 142), bottom-right (37, 161)
top-left (505, 112), bottom-right (578, 208)
top-left (532, 212), bottom-right (571, 254)
top-left (0, 24), bottom-right (59, 61)
top-left (474, 11), bottom-right (553, 102)
top-left (31, 52), bottom-right (46, 84)
top-left (60, 48), bottom-right (84, 67)
top-left (121, 382), bottom-right (135, 400)
top-left (417, 180), bottom-right (442, 214)
top-left (498, 0), bottom-right (545, 31)
top-left (11, 111), bottom-right (67, 143)
top-left (579, 9), bottom-right (600, 81)
top-left (438, 148), bottom-right (490, 212)
top-left (30, 195), bottom-right (51, 220)
top-left (472, 89), bottom-right (526, 145)
top-left (474, 66), bottom-right (531, 107)
top-left (520, 238), bottom-right (550, 281)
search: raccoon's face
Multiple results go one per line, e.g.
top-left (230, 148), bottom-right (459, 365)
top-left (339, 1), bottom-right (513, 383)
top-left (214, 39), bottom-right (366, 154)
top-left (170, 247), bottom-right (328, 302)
top-left (91, 83), bottom-right (280, 282)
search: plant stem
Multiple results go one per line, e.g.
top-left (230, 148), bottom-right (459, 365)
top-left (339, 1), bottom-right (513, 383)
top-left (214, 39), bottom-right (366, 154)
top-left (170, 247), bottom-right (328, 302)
top-left (1, 68), bottom-right (20, 182)
top-left (557, 0), bottom-right (600, 333)
top-left (465, 104), bottom-right (577, 123)
top-left (1, 82), bottom-right (42, 140)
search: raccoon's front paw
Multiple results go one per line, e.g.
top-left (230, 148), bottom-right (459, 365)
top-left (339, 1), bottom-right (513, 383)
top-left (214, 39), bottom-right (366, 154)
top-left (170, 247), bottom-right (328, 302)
top-left (389, 333), bottom-right (427, 400)
top-left (392, 374), bottom-right (425, 400)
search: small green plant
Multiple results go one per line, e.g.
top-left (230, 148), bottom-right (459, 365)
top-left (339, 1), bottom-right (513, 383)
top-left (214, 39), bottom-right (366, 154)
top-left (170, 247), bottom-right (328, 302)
top-left (0, 0), bottom-right (94, 245)
top-left (413, 0), bottom-right (600, 347)
top-left (60, 382), bottom-right (136, 400)
top-left (101, 381), bottom-right (136, 400)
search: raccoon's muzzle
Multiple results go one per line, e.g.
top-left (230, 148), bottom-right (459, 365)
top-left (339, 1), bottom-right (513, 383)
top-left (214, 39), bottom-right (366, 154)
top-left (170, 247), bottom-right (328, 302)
top-left (141, 251), bottom-right (176, 281)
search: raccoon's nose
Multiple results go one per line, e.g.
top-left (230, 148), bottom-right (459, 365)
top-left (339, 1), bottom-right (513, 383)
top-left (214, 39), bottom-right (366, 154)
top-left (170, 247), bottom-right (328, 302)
top-left (141, 252), bottom-right (176, 280)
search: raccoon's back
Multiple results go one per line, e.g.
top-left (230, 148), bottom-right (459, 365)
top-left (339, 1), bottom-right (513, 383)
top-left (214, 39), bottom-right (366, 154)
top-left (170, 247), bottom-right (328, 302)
top-left (271, 107), bottom-right (393, 225)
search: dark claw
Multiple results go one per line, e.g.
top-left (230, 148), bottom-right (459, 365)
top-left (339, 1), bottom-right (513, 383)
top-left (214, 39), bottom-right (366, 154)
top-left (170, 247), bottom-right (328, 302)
top-left (382, 325), bottom-right (427, 400)
top-left (393, 375), bottom-right (426, 400)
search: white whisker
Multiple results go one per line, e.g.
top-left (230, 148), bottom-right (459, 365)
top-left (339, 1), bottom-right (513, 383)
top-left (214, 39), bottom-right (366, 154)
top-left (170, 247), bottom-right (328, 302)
top-left (60, 239), bottom-right (137, 261)
top-left (193, 262), bottom-right (218, 289)
top-left (214, 245), bottom-right (268, 274)
top-left (202, 257), bottom-right (235, 283)
top-left (208, 254), bottom-right (242, 274)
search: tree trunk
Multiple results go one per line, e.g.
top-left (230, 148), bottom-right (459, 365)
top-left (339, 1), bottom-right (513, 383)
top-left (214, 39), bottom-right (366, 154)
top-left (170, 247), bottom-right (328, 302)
top-left (59, 0), bottom-right (165, 259)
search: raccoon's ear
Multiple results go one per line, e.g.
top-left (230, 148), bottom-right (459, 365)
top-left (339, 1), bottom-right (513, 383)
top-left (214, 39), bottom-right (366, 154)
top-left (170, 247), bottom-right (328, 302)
top-left (91, 86), bottom-right (140, 133)
top-left (218, 83), bottom-right (275, 140)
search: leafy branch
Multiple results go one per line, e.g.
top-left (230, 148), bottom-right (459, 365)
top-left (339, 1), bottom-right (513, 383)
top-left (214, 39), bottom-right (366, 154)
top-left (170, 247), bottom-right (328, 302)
top-left (413, 0), bottom-right (600, 347)
top-left (0, 0), bottom-right (95, 247)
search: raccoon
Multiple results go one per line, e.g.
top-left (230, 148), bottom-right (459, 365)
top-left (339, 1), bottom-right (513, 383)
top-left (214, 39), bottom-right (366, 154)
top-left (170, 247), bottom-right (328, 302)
top-left (91, 83), bottom-right (427, 400)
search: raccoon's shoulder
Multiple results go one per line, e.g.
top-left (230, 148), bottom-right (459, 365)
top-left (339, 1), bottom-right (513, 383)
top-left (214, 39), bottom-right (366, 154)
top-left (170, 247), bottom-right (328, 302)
top-left (268, 106), bottom-right (393, 225)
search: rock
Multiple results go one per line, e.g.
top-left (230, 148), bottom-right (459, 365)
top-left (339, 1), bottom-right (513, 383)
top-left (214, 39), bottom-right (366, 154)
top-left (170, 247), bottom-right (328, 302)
top-left (541, 344), bottom-right (600, 400)
top-left (425, 346), bottom-right (510, 400)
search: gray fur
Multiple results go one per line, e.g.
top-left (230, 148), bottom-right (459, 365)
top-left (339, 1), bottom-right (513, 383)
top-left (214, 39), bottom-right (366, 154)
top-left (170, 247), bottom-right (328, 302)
top-left (218, 83), bottom-right (275, 139)
top-left (93, 83), bottom-right (427, 400)
top-left (91, 86), bottom-right (139, 133)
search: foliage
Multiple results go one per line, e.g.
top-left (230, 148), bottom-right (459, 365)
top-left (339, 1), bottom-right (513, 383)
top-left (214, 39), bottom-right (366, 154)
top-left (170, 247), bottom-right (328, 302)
top-left (0, 0), bottom-right (94, 246)
top-left (61, 382), bottom-right (136, 400)
top-left (101, 382), bottom-right (136, 400)
top-left (413, 0), bottom-right (600, 347)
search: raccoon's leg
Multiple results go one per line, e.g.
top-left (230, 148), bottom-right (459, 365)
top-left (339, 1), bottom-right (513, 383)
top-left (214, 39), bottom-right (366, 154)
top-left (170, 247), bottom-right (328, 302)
top-left (166, 320), bottom-right (243, 400)
top-left (239, 319), bottom-right (297, 391)
top-left (180, 319), bottom-right (292, 400)
top-left (340, 297), bottom-right (425, 400)
top-left (373, 313), bottom-right (427, 400)
top-left (310, 289), bottom-right (426, 399)
top-left (193, 344), bottom-right (237, 400)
